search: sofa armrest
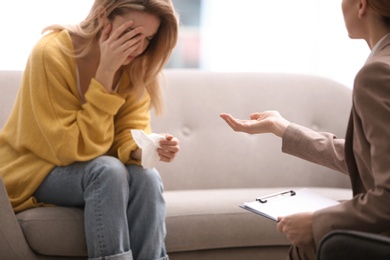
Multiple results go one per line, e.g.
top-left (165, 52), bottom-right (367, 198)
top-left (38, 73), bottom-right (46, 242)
top-left (317, 230), bottom-right (390, 260)
top-left (0, 177), bottom-right (37, 259)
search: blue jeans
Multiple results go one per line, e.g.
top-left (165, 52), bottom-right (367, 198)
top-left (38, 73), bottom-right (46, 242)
top-left (34, 156), bottom-right (168, 260)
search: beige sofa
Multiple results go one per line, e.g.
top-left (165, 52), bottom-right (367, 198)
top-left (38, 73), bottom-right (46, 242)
top-left (0, 69), bottom-right (353, 260)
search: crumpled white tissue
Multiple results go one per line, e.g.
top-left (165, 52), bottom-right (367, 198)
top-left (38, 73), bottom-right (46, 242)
top-left (130, 129), bottom-right (165, 169)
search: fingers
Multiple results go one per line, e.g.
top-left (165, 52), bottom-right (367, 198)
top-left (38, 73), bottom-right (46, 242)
top-left (103, 24), bottom-right (112, 41)
top-left (118, 35), bottom-right (143, 57)
top-left (277, 217), bottom-right (296, 244)
top-left (110, 20), bottom-right (144, 45)
top-left (159, 137), bottom-right (179, 152)
top-left (157, 148), bottom-right (177, 162)
top-left (115, 27), bottom-right (144, 55)
top-left (276, 217), bottom-right (284, 233)
top-left (220, 113), bottom-right (259, 134)
top-left (219, 113), bottom-right (243, 131)
top-left (100, 23), bottom-right (112, 43)
top-left (219, 113), bottom-right (235, 123)
top-left (158, 135), bottom-right (180, 162)
top-left (109, 20), bottom-right (134, 40)
top-left (163, 134), bottom-right (173, 141)
top-left (276, 213), bottom-right (314, 247)
top-left (99, 20), bottom-right (145, 64)
top-left (119, 26), bottom-right (144, 43)
top-left (250, 112), bottom-right (262, 120)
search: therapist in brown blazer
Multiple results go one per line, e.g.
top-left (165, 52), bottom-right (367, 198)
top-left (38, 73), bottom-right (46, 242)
top-left (220, 0), bottom-right (390, 259)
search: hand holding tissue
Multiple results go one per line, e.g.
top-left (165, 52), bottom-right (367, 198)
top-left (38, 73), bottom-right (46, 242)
top-left (130, 129), bottom-right (166, 169)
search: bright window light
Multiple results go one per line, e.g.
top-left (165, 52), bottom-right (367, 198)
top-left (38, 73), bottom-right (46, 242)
top-left (200, 0), bottom-right (370, 88)
top-left (0, 0), bottom-right (369, 88)
top-left (0, 0), bottom-right (93, 70)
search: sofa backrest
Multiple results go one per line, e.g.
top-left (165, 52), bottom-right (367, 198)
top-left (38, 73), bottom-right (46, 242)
top-left (152, 70), bottom-right (352, 190)
top-left (0, 71), bottom-right (21, 128)
top-left (0, 70), bottom-right (352, 191)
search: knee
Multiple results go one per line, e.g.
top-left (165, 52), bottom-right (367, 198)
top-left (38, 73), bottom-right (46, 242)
top-left (127, 165), bottom-right (164, 193)
top-left (85, 156), bottom-right (129, 187)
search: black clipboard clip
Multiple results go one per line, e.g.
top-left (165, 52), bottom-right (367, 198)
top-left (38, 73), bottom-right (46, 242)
top-left (256, 190), bottom-right (296, 203)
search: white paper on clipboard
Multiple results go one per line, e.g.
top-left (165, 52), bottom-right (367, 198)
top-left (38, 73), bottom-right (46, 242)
top-left (240, 188), bottom-right (340, 222)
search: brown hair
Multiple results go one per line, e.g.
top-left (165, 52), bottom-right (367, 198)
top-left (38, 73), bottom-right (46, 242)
top-left (368, 0), bottom-right (390, 26)
top-left (43, 0), bottom-right (179, 115)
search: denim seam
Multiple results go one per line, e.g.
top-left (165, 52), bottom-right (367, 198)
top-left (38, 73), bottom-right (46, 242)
top-left (93, 177), bottom-right (106, 256)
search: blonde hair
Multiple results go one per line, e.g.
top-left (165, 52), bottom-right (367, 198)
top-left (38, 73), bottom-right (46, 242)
top-left (43, 0), bottom-right (179, 115)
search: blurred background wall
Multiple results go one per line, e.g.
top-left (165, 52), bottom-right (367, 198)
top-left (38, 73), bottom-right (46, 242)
top-left (0, 0), bottom-right (369, 88)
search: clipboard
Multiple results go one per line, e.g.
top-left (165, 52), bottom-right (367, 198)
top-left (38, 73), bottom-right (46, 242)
top-left (240, 188), bottom-right (340, 222)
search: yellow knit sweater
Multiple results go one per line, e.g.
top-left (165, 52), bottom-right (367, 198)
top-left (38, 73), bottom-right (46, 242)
top-left (0, 30), bottom-right (151, 213)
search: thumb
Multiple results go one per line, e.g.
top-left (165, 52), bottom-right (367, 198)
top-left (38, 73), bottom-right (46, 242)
top-left (250, 113), bottom-right (261, 120)
top-left (276, 217), bottom-right (283, 232)
top-left (164, 134), bottom-right (173, 141)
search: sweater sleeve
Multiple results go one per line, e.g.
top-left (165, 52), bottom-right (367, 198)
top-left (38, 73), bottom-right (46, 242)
top-left (282, 123), bottom-right (348, 174)
top-left (106, 86), bottom-right (152, 165)
top-left (18, 31), bottom-right (125, 166)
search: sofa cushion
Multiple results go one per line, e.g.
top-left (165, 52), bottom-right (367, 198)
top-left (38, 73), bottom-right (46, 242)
top-left (17, 187), bottom-right (351, 256)
top-left (164, 187), bottom-right (352, 253)
top-left (17, 207), bottom-right (87, 257)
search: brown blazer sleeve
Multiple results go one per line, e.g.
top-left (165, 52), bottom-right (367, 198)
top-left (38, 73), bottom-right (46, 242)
top-left (282, 123), bottom-right (348, 174)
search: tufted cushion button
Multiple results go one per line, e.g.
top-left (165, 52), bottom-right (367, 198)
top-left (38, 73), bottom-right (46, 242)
top-left (182, 126), bottom-right (191, 136)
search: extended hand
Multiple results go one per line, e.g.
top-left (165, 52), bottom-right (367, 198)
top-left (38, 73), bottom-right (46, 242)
top-left (277, 212), bottom-right (314, 247)
top-left (157, 134), bottom-right (180, 163)
top-left (219, 111), bottom-right (291, 137)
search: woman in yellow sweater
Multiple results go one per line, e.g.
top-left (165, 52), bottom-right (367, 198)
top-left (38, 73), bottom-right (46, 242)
top-left (0, 0), bottom-right (179, 259)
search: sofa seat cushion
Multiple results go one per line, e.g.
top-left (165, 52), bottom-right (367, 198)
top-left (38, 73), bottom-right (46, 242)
top-left (164, 187), bottom-right (352, 253)
top-left (17, 206), bottom-right (87, 257)
top-left (16, 187), bottom-right (352, 256)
